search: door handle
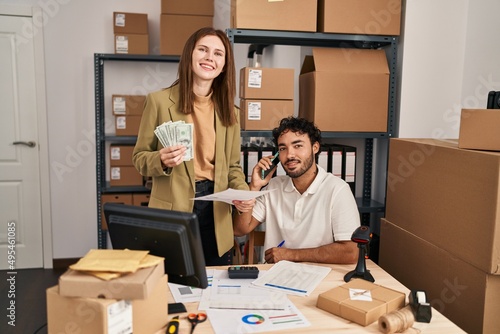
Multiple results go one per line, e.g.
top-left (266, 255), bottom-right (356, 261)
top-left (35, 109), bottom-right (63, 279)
top-left (13, 141), bottom-right (36, 148)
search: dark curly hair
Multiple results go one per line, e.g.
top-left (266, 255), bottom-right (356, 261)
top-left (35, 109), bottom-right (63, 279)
top-left (272, 117), bottom-right (322, 160)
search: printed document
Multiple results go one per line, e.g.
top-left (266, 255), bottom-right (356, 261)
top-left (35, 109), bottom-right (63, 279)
top-left (251, 261), bottom-right (331, 296)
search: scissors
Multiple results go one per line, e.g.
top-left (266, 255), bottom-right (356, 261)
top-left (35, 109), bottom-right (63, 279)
top-left (187, 312), bottom-right (207, 334)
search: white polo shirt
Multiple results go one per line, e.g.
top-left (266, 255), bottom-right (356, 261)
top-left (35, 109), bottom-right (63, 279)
top-left (252, 165), bottom-right (360, 251)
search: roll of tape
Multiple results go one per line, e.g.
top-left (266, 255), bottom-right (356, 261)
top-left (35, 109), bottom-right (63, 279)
top-left (416, 291), bottom-right (426, 304)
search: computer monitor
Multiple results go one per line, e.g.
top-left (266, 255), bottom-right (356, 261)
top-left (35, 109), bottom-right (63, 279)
top-left (104, 202), bottom-right (208, 289)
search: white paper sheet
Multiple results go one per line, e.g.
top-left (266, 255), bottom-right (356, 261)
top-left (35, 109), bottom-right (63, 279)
top-left (199, 269), bottom-right (287, 311)
top-left (191, 189), bottom-right (274, 205)
top-left (206, 301), bottom-right (310, 334)
top-left (168, 269), bottom-right (214, 303)
top-left (251, 261), bottom-right (331, 296)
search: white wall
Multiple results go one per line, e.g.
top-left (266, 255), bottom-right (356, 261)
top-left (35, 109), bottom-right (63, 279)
top-left (1, 0), bottom-right (500, 260)
top-left (0, 0), bottom-right (235, 260)
top-left (398, 0), bottom-right (500, 138)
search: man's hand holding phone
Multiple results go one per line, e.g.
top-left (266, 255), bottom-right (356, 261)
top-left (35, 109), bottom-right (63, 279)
top-left (261, 151), bottom-right (280, 180)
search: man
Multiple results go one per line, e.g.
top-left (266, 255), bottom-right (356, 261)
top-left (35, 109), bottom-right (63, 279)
top-left (233, 117), bottom-right (360, 264)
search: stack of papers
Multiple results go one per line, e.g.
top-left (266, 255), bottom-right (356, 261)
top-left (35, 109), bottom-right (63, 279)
top-left (251, 260), bottom-right (331, 296)
top-left (169, 261), bottom-right (332, 334)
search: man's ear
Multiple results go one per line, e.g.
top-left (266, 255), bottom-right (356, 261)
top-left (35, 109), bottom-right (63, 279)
top-left (313, 141), bottom-right (320, 154)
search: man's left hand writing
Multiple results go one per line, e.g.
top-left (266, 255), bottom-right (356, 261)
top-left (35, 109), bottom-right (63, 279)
top-left (264, 246), bottom-right (288, 264)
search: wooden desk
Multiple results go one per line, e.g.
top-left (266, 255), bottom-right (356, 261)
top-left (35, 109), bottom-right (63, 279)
top-left (165, 261), bottom-right (465, 333)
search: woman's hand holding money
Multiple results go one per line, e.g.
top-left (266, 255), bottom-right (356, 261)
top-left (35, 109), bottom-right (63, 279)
top-left (160, 144), bottom-right (187, 168)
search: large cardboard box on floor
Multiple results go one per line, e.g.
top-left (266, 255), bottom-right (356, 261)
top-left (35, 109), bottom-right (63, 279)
top-left (47, 275), bottom-right (169, 334)
top-left (161, 0), bottom-right (214, 16)
top-left (379, 219), bottom-right (500, 334)
top-left (458, 108), bottom-right (500, 151)
top-left (299, 48), bottom-right (389, 132)
top-left (160, 14), bottom-right (213, 56)
top-left (59, 263), bottom-right (164, 300)
top-left (240, 67), bottom-right (294, 100)
top-left (385, 138), bottom-right (500, 274)
top-left (318, 0), bottom-right (401, 36)
top-left (240, 99), bottom-right (294, 130)
top-left (317, 278), bottom-right (405, 326)
top-left (231, 0), bottom-right (317, 32)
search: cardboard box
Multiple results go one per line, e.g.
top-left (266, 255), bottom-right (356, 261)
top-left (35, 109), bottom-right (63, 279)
top-left (317, 279), bottom-right (405, 326)
top-left (318, 0), bottom-right (401, 36)
top-left (299, 48), bottom-right (389, 132)
top-left (458, 108), bottom-right (500, 151)
top-left (379, 219), bottom-right (500, 334)
top-left (240, 99), bottom-right (294, 130)
top-left (230, 0), bottom-right (317, 32)
top-left (133, 193), bottom-right (150, 206)
top-left (59, 263), bottom-right (164, 300)
top-left (110, 166), bottom-right (143, 187)
top-left (115, 34), bottom-right (149, 55)
top-left (110, 145), bottom-right (134, 167)
top-left (47, 275), bottom-right (169, 334)
top-left (115, 115), bottom-right (141, 136)
top-left (160, 14), bottom-right (213, 56)
top-left (161, 0), bottom-right (214, 16)
top-left (113, 12), bottom-right (148, 34)
top-left (112, 95), bottom-right (146, 115)
top-left (239, 67), bottom-right (294, 100)
top-left (100, 194), bottom-right (133, 230)
top-left (385, 138), bottom-right (500, 275)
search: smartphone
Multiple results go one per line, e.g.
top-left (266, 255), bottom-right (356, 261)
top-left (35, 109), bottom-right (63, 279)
top-left (261, 151), bottom-right (280, 180)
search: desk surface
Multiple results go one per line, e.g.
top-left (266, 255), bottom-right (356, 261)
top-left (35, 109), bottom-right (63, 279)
top-left (165, 260), bottom-right (465, 334)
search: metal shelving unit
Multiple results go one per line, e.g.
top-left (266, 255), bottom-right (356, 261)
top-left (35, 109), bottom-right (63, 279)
top-left (227, 28), bottom-right (399, 226)
top-left (95, 29), bottom-right (399, 250)
top-left (94, 53), bottom-right (180, 249)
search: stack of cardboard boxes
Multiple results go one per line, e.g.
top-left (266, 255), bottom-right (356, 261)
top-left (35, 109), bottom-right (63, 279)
top-left (110, 95), bottom-right (145, 189)
top-left (231, 0), bottom-right (401, 133)
top-left (231, 0), bottom-right (401, 36)
top-left (113, 12), bottom-right (149, 54)
top-left (239, 67), bottom-right (294, 130)
top-left (160, 0), bottom-right (213, 55)
top-left (47, 260), bottom-right (168, 333)
top-left (379, 134), bottom-right (500, 333)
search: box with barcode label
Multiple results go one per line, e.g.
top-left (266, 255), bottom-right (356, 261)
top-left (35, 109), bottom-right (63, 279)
top-left (239, 67), bottom-right (294, 100)
top-left (317, 279), bottom-right (405, 326)
top-left (240, 99), bottom-right (293, 130)
top-left (47, 275), bottom-right (168, 334)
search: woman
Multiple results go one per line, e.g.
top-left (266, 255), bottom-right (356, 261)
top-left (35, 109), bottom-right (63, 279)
top-left (133, 27), bottom-right (253, 265)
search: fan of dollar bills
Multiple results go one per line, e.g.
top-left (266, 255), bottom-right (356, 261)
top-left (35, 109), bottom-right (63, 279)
top-left (154, 121), bottom-right (194, 161)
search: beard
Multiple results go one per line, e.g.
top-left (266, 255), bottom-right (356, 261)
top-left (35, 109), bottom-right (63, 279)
top-left (285, 152), bottom-right (315, 179)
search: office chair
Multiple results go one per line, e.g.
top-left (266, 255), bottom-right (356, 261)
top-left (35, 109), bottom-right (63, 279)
top-left (246, 230), bottom-right (265, 264)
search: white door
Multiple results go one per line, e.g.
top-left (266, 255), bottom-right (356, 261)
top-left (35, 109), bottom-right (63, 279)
top-left (0, 11), bottom-right (44, 268)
